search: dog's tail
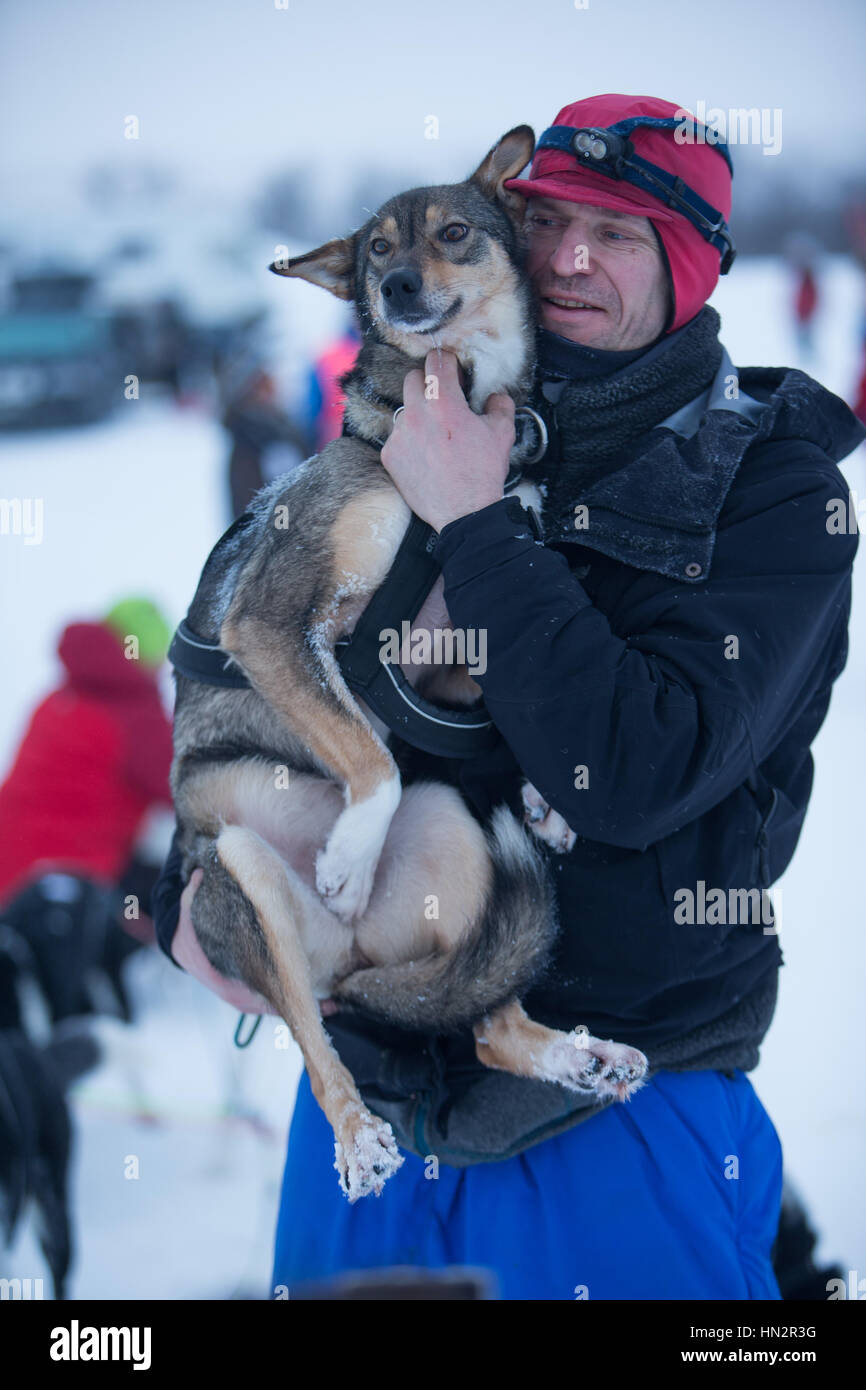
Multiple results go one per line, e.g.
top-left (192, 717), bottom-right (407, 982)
top-left (332, 804), bottom-right (558, 1032)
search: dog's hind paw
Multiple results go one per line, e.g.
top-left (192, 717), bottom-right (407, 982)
top-left (334, 1113), bottom-right (404, 1202)
top-left (539, 1028), bottom-right (648, 1101)
top-left (521, 782), bottom-right (576, 854)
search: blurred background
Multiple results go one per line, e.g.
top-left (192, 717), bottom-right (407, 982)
top-left (1, 0), bottom-right (864, 1300)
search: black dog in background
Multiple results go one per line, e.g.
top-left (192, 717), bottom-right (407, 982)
top-left (0, 874), bottom-right (142, 1029)
top-left (0, 871), bottom-right (144, 1299)
top-left (0, 1022), bottom-right (99, 1300)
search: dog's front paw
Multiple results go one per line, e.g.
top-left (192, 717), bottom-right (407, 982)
top-left (334, 1107), bottom-right (404, 1201)
top-left (316, 845), bottom-right (376, 921)
top-left (316, 777), bottom-right (401, 920)
top-left (521, 781), bottom-right (576, 853)
top-left (539, 1027), bottom-right (648, 1101)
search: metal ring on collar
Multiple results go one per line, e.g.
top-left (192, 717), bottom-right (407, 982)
top-left (514, 405), bottom-right (549, 466)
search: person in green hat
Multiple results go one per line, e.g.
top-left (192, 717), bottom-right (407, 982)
top-left (103, 596), bottom-right (173, 669)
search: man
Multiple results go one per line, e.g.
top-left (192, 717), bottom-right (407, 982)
top-left (153, 95), bottom-right (863, 1299)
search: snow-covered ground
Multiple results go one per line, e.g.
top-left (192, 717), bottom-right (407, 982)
top-left (1, 255), bottom-right (864, 1298)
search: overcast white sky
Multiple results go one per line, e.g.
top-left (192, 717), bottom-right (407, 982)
top-left (2, 0), bottom-right (864, 215)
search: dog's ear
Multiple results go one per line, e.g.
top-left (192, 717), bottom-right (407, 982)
top-left (269, 237), bottom-right (356, 301)
top-left (469, 126), bottom-right (535, 221)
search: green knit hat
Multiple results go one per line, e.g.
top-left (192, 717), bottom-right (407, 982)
top-left (103, 596), bottom-right (173, 667)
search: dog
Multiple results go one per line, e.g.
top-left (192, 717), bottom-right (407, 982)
top-left (0, 1020), bottom-right (100, 1300)
top-left (170, 127), bottom-right (647, 1201)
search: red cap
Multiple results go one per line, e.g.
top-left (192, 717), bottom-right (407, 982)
top-left (504, 94), bottom-right (733, 332)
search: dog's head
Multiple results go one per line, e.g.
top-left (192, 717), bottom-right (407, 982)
top-left (270, 127), bottom-right (535, 393)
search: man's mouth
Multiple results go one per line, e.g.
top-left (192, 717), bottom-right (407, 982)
top-left (542, 295), bottom-right (605, 313)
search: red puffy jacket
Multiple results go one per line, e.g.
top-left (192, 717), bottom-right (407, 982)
top-left (0, 622), bottom-right (173, 907)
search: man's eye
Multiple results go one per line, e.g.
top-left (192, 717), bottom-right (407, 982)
top-left (528, 216), bottom-right (557, 230)
top-left (441, 223), bottom-right (469, 242)
top-left (603, 230), bottom-right (629, 241)
top-left (371, 238), bottom-right (390, 255)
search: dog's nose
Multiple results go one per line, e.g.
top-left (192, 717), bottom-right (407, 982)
top-left (380, 267), bottom-right (423, 315)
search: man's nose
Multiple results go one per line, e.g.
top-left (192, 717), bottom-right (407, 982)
top-left (549, 233), bottom-right (592, 279)
top-left (380, 266), bottom-right (423, 315)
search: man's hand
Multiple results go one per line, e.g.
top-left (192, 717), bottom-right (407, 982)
top-left (171, 870), bottom-right (278, 1014)
top-left (380, 349), bottom-right (515, 532)
top-left (172, 870), bottom-right (339, 1019)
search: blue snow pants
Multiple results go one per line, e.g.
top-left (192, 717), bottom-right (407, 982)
top-left (271, 1067), bottom-right (783, 1300)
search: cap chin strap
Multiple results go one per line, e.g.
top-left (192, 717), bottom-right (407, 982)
top-left (535, 117), bottom-right (736, 274)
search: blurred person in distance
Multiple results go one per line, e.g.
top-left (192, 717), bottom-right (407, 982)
top-left (304, 317), bottom-right (361, 453)
top-left (844, 199), bottom-right (866, 424)
top-left (783, 231), bottom-right (821, 359)
top-left (222, 355), bottom-right (311, 519)
top-left (0, 598), bottom-right (174, 1021)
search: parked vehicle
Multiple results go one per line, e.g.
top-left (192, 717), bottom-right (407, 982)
top-left (0, 270), bottom-right (117, 428)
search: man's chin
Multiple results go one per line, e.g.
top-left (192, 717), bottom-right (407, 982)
top-left (539, 304), bottom-right (615, 347)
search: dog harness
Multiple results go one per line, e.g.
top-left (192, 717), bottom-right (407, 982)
top-left (169, 406), bottom-right (547, 758)
top-left (170, 512), bottom-right (498, 756)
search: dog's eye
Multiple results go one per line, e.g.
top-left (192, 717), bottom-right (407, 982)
top-left (370, 238), bottom-right (391, 255)
top-left (441, 223), bottom-right (469, 243)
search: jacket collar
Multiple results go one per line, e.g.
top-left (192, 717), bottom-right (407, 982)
top-left (540, 348), bottom-right (778, 583)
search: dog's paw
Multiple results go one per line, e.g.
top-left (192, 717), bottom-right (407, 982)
top-left (316, 777), bottom-right (401, 920)
top-left (334, 1110), bottom-right (404, 1201)
top-left (521, 781), bottom-right (576, 854)
top-left (539, 1026), bottom-right (648, 1101)
top-left (316, 845), bottom-right (376, 921)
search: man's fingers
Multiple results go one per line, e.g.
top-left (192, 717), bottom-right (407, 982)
top-left (424, 348), bottom-right (467, 400)
top-left (425, 347), bottom-right (459, 381)
top-left (402, 350), bottom-right (466, 417)
top-left (485, 392), bottom-right (517, 447)
top-left (182, 867), bottom-right (203, 901)
top-left (401, 367), bottom-right (426, 408)
top-left (484, 391), bottom-right (516, 423)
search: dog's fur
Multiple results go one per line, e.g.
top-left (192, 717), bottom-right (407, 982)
top-left (171, 128), bottom-right (647, 1200)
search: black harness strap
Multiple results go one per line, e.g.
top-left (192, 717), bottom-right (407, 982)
top-left (168, 508), bottom-right (500, 758)
top-left (169, 618), bottom-right (252, 690)
top-left (335, 512), bottom-right (499, 758)
top-left (168, 508), bottom-right (258, 690)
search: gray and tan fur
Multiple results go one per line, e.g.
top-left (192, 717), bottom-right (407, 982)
top-left (171, 127), bottom-right (647, 1200)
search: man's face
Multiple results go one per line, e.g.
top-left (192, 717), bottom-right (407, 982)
top-left (524, 196), bottom-right (671, 349)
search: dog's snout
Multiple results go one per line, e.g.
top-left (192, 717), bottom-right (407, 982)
top-left (380, 267), bottom-right (423, 315)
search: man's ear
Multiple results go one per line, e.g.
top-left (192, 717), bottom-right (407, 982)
top-left (269, 236), bottom-right (356, 301)
top-left (469, 125), bottom-right (535, 223)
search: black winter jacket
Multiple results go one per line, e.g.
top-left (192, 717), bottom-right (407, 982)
top-left (152, 311), bottom-right (862, 1163)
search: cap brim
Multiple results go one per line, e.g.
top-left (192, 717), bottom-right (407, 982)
top-left (503, 174), bottom-right (677, 223)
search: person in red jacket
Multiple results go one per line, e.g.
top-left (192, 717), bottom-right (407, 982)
top-left (784, 232), bottom-right (821, 359)
top-left (0, 598), bottom-right (174, 1021)
top-left (306, 322), bottom-right (361, 452)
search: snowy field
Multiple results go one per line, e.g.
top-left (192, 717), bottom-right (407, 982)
top-left (1, 255), bottom-right (864, 1298)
